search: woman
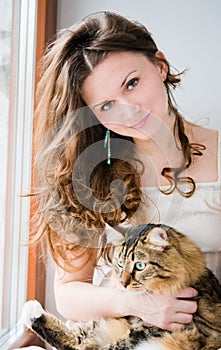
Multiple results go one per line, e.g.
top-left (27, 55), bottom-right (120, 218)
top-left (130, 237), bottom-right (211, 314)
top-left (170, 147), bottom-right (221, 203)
top-left (30, 11), bottom-right (220, 334)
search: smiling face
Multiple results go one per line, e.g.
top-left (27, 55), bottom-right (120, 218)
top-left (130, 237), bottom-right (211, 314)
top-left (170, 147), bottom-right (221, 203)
top-left (81, 51), bottom-right (169, 140)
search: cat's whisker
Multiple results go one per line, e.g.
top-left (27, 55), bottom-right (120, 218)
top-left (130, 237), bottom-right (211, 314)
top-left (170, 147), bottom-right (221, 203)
top-left (128, 288), bottom-right (160, 307)
top-left (139, 289), bottom-right (162, 306)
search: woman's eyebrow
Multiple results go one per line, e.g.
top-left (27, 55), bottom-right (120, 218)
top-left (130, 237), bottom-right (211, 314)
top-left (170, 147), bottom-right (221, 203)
top-left (121, 70), bottom-right (137, 87)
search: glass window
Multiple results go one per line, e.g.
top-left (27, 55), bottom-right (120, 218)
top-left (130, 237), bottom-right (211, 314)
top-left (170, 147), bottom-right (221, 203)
top-left (0, 0), bottom-right (37, 348)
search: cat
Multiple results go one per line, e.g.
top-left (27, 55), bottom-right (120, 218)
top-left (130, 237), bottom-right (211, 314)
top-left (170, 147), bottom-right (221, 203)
top-left (20, 223), bottom-right (221, 350)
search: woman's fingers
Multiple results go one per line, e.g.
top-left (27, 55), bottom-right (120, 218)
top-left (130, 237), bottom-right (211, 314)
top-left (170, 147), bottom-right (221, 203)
top-left (176, 298), bottom-right (198, 314)
top-left (175, 287), bottom-right (198, 299)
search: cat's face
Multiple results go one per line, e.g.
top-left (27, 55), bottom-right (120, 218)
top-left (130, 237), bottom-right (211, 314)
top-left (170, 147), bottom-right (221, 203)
top-left (112, 224), bottom-right (205, 294)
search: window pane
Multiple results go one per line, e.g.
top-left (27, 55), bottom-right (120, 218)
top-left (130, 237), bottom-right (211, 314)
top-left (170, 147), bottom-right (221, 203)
top-left (0, 0), bottom-right (37, 347)
top-left (0, 0), bottom-right (12, 335)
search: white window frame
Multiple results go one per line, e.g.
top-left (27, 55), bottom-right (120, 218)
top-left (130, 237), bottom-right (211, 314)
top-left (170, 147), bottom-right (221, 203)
top-left (0, 0), bottom-right (37, 348)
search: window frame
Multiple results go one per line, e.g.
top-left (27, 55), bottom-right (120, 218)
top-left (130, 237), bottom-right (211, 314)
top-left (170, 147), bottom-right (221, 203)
top-left (0, 0), bottom-right (37, 347)
top-left (6, 0), bottom-right (57, 348)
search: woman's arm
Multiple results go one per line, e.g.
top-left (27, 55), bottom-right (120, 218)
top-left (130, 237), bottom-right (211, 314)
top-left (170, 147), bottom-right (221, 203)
top-left (54, 253), bottom-right (197, 331)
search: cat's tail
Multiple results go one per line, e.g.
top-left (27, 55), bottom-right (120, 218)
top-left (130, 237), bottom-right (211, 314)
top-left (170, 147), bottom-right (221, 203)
top-left (20, 300), bottom-right (81, 350)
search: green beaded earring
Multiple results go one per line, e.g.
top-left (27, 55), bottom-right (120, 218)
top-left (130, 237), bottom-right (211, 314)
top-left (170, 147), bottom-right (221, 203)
top-left (166, 87), bottom-right (173, 117)
top-left (104, 130), bottom-right (111, 165)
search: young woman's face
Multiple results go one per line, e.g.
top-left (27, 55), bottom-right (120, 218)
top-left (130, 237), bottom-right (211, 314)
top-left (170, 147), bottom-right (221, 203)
top-left (81, 51), bottom-right (169, 140)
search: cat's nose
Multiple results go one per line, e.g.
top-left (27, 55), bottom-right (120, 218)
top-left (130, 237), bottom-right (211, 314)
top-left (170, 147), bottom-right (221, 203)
top-left (121, 271), bottom-right (131, 288)
top-left (121, 279), bottom-right (130, 288)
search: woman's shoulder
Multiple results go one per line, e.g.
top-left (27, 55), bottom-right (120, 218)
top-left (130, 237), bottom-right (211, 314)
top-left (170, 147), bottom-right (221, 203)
top-left (190, 124), bottom-right (219, 160)
top-left (189, 123), bottom-right (219, 144)
top-left (185, 123), bottom-right (220, 184)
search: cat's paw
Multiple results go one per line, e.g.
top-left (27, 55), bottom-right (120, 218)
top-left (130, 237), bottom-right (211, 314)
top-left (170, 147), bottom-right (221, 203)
top-left (20, 300), bottom-right (45, 329)
top-left (66, 319), bottom-right (95, 332)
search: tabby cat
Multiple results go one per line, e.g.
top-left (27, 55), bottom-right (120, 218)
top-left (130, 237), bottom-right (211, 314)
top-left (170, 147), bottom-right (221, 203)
top-left (21, 223), bottom-right (221, 350)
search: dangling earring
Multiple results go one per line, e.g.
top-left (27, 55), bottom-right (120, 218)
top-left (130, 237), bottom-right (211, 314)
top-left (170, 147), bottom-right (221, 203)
top-left (165, 86), bottom-right (173, 117)
top-left (104, 129), bottom-right (111, 165)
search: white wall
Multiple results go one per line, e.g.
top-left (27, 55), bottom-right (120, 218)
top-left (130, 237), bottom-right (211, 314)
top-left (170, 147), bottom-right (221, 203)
top-left (57, 0), bottom-right (221, 130)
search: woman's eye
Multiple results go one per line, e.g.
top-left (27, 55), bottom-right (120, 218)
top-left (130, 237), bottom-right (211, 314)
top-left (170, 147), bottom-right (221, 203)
top-left (135, 262), bottom-right (146, 271)
top-left (117, 260), bottom-right (124, 268)
top-left (101, 101), bottom-right (114, 111)
top-left (126, 78), bottom-right (139, 91)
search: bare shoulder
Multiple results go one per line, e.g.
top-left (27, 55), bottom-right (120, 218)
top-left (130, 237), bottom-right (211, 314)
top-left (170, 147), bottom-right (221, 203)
top-left (186, 123), bottom-right (219, 183)
top-left (188, 123), bottom-right (218, 145)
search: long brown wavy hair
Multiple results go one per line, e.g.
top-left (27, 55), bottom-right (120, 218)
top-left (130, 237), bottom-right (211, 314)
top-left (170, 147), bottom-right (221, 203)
top-left (32, 11), bottom-right (204, 270)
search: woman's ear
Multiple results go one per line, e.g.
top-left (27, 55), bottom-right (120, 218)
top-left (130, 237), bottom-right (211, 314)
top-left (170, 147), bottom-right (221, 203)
top-left (155, 50), bottom-right (168, 81)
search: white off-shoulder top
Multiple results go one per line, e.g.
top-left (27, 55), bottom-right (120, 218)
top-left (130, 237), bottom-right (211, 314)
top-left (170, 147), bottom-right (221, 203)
top-left (144, 132), bottom-right (221, 282)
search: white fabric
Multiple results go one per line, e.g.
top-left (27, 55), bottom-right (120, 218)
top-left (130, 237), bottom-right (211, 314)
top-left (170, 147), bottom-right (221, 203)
top-left (143, 132), bottom-right (221, 282)
top-left (13, 347), bottom-right (45, 350)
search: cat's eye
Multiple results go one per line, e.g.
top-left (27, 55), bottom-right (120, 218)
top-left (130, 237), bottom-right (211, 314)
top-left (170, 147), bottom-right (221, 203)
top-left (117, 260), bottom-right (124, 268)
top-left (135, 262), bottom-right (146, 271)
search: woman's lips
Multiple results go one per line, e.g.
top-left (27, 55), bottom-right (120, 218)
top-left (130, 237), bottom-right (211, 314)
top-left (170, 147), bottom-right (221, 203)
top-left (130, 112), bottom-right (151, 129)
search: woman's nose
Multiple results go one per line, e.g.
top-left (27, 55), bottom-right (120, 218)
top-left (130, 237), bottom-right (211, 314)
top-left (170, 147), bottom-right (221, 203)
top-left (118, 102), bottom-right (141, 121)
top-left (120, 103), bottom-right (142, 124)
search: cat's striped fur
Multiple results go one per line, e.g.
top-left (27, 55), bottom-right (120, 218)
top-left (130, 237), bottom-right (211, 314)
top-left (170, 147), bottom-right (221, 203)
top-left (21, 224), bottom-right (221, 349)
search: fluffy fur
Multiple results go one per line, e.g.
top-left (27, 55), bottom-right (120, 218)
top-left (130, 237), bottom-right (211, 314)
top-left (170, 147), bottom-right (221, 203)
top-left (21, 223), bottom-right (221, 349)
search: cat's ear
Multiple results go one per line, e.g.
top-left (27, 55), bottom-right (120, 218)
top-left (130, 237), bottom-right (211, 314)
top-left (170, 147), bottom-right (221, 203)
top-left (147, 227), bottom-right (169, 248)
top-left (105, 223), bottom-right (125, 246)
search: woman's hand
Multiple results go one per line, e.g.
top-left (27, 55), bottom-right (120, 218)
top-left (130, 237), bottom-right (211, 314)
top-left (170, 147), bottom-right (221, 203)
top-left (126, 287), bottom-right (198, 331)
